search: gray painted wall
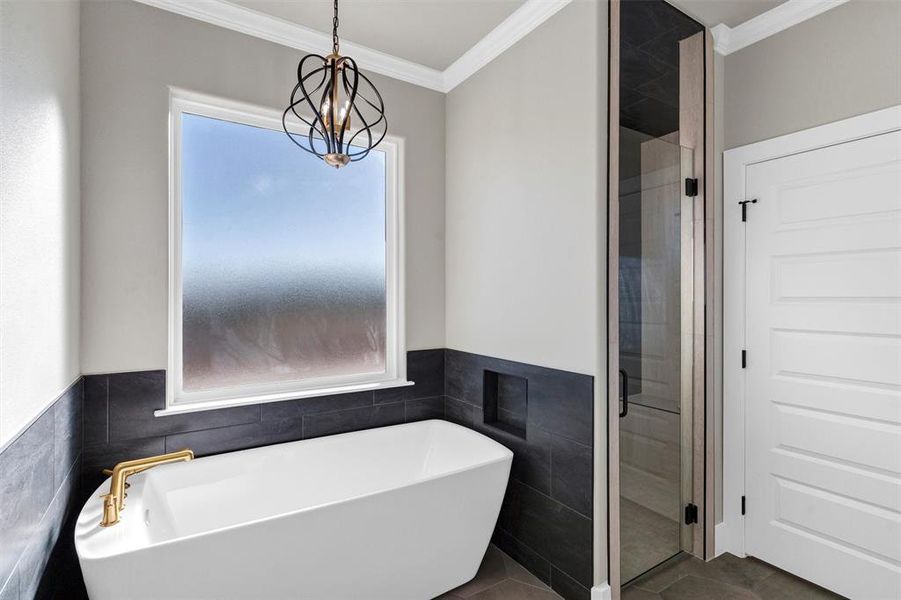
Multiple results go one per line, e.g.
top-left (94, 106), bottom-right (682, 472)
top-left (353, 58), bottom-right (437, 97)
top-left (445, 0), bottom-right (603, 378)
top-left (716, 0), bottom-right (901, 524)
top-left (724, 0), bottom-right (901, 149)
top-left (18, 0), bottom-right (894, 586)
top-left (0, 0), bottom-right (81, 447)
top-left (79, 0), bottom-right (447, 374)
top-left (444, 0), bottom-right (606, 584)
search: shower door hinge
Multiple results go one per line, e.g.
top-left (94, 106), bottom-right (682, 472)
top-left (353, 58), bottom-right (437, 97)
top-left (739, 199), bottom-right (758, 222)
top-left (741, 350), bottom-right (747, 368)
top-left (684, 503), bottom-right (699, 525)
top-left (741, 496), bottom-right (746, 516)
top-left (685, 178), bottom-right (699, 197)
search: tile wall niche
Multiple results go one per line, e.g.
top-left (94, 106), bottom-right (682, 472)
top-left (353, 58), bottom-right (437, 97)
top-left (3, 349), bottom-right (593, 600)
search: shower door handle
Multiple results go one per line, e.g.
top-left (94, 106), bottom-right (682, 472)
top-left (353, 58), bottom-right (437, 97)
top-left (619, 368), bottom-right (629, 418)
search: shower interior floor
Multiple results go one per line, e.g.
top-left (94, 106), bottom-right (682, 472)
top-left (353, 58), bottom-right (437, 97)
top-left (621, 496), bottom-right (681, 583)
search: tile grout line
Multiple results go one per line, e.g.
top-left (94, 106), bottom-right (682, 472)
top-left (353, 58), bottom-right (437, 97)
top-left (548, 435), bottom-right (554, 503)
top-left (493, 546), bottom-right (557, 594)
top-left (516, 478), bottom-right (593, 521)
top-left (495, 528), bottom-right (554, 585)
top-left (104, 375), bottom-right (109, 446)
top-left (498, 515), bottom-right (591, 593)
top-left (467, 577), bottom-right (509, 598)
top-left (6, 456), bottom-right (81, 593)
top-left (443, 393), bottom-right (592, 449)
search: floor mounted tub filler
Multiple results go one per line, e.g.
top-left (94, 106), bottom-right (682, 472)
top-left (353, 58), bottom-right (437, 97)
top-left (75, 420), bottom-right (513, 599)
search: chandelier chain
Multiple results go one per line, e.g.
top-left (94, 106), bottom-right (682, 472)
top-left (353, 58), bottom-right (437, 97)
top-left (332, 0), bottom-right (340, 55)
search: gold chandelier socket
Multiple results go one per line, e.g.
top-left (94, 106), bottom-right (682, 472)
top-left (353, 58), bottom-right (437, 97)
top-left (324, 153), bottom-right (351, 168)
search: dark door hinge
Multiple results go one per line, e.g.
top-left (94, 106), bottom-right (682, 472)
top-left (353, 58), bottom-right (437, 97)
top-left (685, 178), bottom-right (699, 197)
top-left (741, 496), bottom-right (746, 516)
top-left (684, 503), bottom-right (699, 525)
top-left (739, 199), bottom-right (757, 222)
top-left (741, 350), bottom-right (747, 369)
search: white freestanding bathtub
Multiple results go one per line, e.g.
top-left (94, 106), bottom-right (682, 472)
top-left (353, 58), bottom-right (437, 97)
top-left (75, 419), bottom-right (512, 600)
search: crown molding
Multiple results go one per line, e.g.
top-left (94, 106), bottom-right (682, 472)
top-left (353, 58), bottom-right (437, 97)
top-left (133, 0), bottom-right (571, 94)
top-left (132, 0), bottom-right (446, 91)
top-left (134, 0), bottom-right (850, 87)
top-left (710, 23), bottom-right (731, 55)
top-left (711, 0), bottom-right (849, 56)
top-left (442, 0), bottom-right (572, 92)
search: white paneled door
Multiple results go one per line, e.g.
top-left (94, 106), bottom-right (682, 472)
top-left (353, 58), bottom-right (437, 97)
top-left (743, 129), bottom-right (901, 599)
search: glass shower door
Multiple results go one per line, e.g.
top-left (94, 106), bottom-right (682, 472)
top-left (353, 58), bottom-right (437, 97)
top-left (618, 135), bottom-right (694, 583)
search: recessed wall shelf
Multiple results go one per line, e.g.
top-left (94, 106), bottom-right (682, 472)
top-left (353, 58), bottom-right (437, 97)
top-left (482, 370), bottom-right (528, 439)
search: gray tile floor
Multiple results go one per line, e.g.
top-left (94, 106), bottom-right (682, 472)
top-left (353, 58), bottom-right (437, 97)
top-left (625, 552), bottom-right (847, 600)
top-left (436, 543), bottom-right (847, 600)
top-left (437, 545), bottom-right (563, 600)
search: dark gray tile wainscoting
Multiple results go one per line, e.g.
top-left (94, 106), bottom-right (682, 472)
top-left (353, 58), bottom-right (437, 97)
top-left (3, 348), bottom-right (593, 600)
top-left (80, 349), bottom-right (447, 495)
top-left (444, 350), bottom-right (594, 600)
top-left (0, 380), bottom-right (83, 600)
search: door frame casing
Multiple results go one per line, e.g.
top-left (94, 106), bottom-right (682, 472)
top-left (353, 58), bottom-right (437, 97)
top-left (720, 104), bottom-right (901, 558)
top-left (607, 2), bottom-right (716, 596)
top-left (606, 0), bottom-right (622, 594)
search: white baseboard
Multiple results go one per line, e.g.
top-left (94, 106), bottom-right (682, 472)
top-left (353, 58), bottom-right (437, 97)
top-left (715, 522), bottom-right (728, 557)
top-left (715, 521), bottom-right (746, 558)
top-left (592, 582), bottom-right (612, 600)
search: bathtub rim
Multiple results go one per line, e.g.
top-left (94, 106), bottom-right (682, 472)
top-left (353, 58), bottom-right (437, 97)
top-left (76, 419), bottom-right (513, 561)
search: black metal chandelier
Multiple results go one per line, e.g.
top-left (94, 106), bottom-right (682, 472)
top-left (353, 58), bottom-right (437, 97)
top-left (282, 0), bottom-right (387, 168)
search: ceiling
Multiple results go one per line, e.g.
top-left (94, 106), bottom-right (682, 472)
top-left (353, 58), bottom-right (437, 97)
top-left (621, 0), bottom-right (704, 138)
top-left (228, 0), bottom-right (527, 71)
top-left (668, 0), bottom-right (787, 28)
top-left (139, 0), bottom-right (823, 91)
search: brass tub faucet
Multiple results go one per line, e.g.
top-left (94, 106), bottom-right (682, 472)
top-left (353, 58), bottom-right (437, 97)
top-left (100, 448), bottom-right (194, 527)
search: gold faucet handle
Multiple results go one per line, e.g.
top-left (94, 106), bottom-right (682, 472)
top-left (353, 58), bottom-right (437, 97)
top-left (100, 494), bottom-right (120, 527)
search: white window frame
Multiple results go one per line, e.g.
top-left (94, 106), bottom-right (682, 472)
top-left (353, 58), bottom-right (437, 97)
top-left (161, 87), bottom-right (408, 416)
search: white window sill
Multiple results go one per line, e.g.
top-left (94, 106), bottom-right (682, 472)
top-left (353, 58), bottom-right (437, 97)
top-left (154, 378), bottom-right (415, 417)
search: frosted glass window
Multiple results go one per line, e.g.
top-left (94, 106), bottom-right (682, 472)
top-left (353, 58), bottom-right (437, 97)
top-left (168, 92), bottom-right (403, 410)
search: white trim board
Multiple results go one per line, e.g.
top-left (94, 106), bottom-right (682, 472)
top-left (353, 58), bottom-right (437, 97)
top-left (442, 0), bottom-right (570, 91)
top-left (133, 0), bottom-right (444, 90)
top-left (133, 0), bottom-right (850, 86)
top-left (132, 0), bottom-right (571, 93)
top-left (714, 522), bottom-right (730, 558)
top-left (711, 0), bottom-right (849, 55)
top-left (592, 582), bottom-right (612, 600)
top-left (721, 104), bottom-right (901, 558)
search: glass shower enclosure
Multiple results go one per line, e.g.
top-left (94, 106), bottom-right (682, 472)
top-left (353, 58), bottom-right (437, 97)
top-left (619, 136), bottom-right (695, 582)
top-left (615, 0), bottom-right (705, 584)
